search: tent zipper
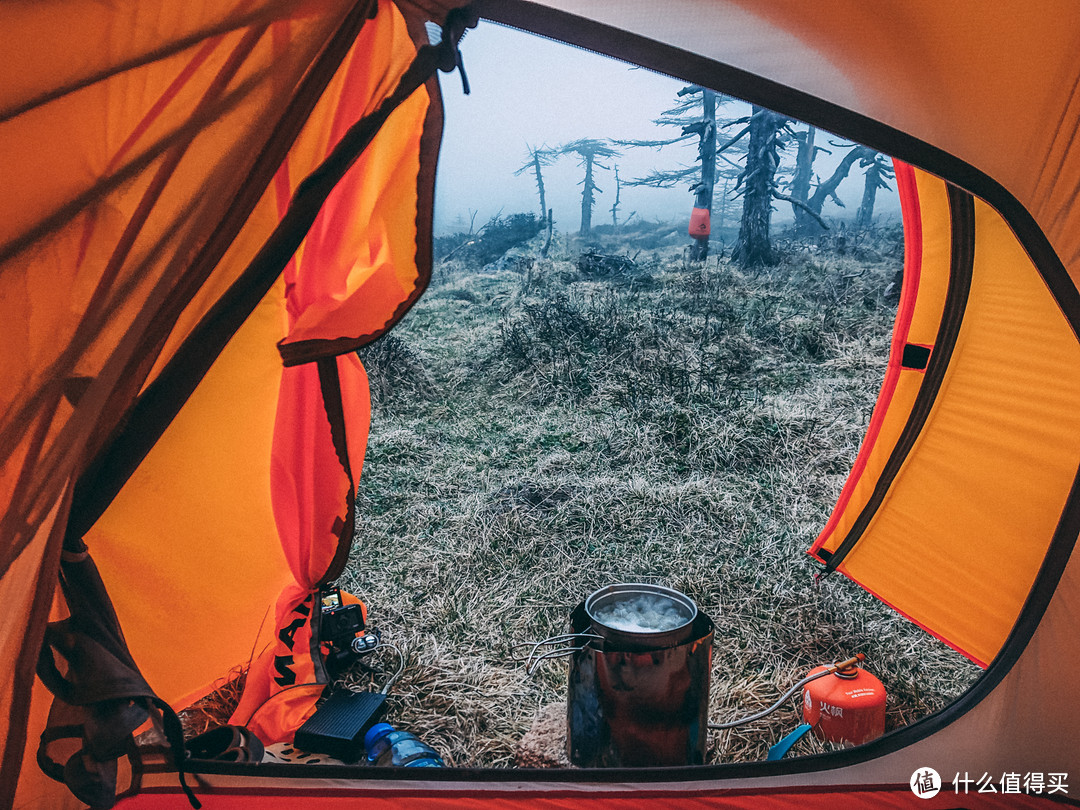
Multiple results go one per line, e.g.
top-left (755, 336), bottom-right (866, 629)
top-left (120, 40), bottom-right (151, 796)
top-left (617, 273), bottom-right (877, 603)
top-left (818, 184), bottom-right (976, 577)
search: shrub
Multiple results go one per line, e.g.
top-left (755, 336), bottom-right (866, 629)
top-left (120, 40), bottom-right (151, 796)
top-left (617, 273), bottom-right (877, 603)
top-left (436, 213), bottom-right (545, 266)
top-left (356, 333), bottom-right (434, 408)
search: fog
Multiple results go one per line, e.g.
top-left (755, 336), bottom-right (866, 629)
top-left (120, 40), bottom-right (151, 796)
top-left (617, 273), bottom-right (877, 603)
top-left (434, 21), bottom-right (899, 236)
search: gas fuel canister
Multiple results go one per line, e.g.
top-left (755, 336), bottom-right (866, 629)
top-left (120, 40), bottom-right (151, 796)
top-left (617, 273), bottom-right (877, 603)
top-left (802, 663), bottom-right (886, 746)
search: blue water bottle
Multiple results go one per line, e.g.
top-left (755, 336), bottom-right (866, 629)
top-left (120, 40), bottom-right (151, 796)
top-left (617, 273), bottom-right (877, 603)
top-left (363, 723), bottom-right (445, 767)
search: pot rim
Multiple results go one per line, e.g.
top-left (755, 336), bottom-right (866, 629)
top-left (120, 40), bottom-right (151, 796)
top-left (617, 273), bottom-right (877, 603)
top-left (584, 582), bottom-right (698, 641)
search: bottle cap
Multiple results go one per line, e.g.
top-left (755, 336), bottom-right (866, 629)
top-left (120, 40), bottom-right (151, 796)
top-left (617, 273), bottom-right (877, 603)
top-left (363, 722), bottom-right (395, 750)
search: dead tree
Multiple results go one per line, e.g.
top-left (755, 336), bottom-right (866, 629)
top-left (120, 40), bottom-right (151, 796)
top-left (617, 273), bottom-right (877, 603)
top-left (632, 101), bottom-right (815, 269)
top-left (610, 165), bottom-right (621, 228)
top-left (620, 85), bottom-right (724, 260)
top-left (799, 143), bottom-right (876, 235)
top-left (788, 124), bottom-right (832, 233)
top-left (514, 145), bottom-right (558, 223)
top-left (855, 151), bottom-right (895, 229)
top-left (730, 106), bottom-right (790, 268)
top-left (692, 93), bottom-right (717, 259)
top-left (560, 138), bottom-right (620, 236)
top-left (624, 94), bottom-right (825, 268)
top-left (681, 87), bottom-right (717, 260)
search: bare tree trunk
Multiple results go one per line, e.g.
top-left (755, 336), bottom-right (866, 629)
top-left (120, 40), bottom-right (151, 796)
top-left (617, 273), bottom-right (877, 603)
top-left (580, 153), bottom-right (596, 236)
top-left (561, 139), bottom-right (617, 237)
top-left (610, 166), bottom-right (621, 229)
top-left (690, 88), bottom-right (717, 262)
top-left (856, 161), bottom-right (882, 229)
top-left (732, 106), bottom-right (784, 268)
top-left (542, 208), bottom-right (553, 257)
top-left (532, 154), bottom-right (548, 223)
top-left (791, 124), bottom-right (817, 234)
top-left (717, 175), bottom-right (731, 244)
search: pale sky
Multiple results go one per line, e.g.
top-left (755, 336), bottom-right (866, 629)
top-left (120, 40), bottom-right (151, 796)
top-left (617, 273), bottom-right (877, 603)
top-left (433, 21), bottom-right (898, 236)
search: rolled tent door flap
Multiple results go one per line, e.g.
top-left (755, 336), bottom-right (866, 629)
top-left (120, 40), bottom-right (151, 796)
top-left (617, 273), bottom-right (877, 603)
top-left (229, 1), bottom-right (432, 742)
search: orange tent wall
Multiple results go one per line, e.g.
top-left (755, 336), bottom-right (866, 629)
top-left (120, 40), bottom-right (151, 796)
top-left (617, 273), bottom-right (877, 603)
top-left (2, 14), bottom-right (370, 795)
top-left (72, 0), bottom-right (433, 708)
top-left (87, 280), bottom-right (293, 706)
top-left (814, 168), bottom-right (1080, 665)
top-left (7, 0), bottom-right (1080, 806)
top-left (811, 164), bottom-right (952, 565)
top-left (0, 2), bottom-right (362, 584)
top-left (3, 0), bottom-right (438, 804)
top-left (79, 0), bottom-right (432, 711)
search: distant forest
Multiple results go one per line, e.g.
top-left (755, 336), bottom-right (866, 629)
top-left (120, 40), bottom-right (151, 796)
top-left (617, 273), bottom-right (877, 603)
top-left (450, 86), bottom-right (896, 272)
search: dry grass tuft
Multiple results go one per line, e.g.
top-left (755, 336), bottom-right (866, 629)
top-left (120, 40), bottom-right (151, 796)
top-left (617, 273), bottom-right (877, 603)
top-left (178, 667), bottom-right (247, 737)
top-left (341, 232), bottom-right (980, 767)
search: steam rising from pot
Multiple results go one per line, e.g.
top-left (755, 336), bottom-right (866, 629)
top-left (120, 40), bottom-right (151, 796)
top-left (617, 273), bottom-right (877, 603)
top-left (592, 594), bottom-right (692, 633)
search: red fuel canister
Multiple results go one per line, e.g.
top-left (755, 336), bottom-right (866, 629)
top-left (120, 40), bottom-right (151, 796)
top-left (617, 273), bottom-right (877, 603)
top-left (802, 664), bottom-right (886, 746)
top-left (688, 207), bottom-right (711, 239)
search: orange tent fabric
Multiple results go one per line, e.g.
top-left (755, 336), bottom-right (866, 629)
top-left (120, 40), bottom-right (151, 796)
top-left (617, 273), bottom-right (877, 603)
top-left (3, 0), bottom-right (444, 804)
top-left (3, 4), bottom-right (370, 803)
top-left (83, 0), bottom-right (429, 715)
top-left (811, 164), bottom-right (1080, 666)
top-left (5, 0), bottom-right (1080, 807)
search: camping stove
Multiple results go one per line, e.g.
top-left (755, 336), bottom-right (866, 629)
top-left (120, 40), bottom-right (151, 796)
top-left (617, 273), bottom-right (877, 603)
top-left (564, 591), bottom-right (713, 767)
